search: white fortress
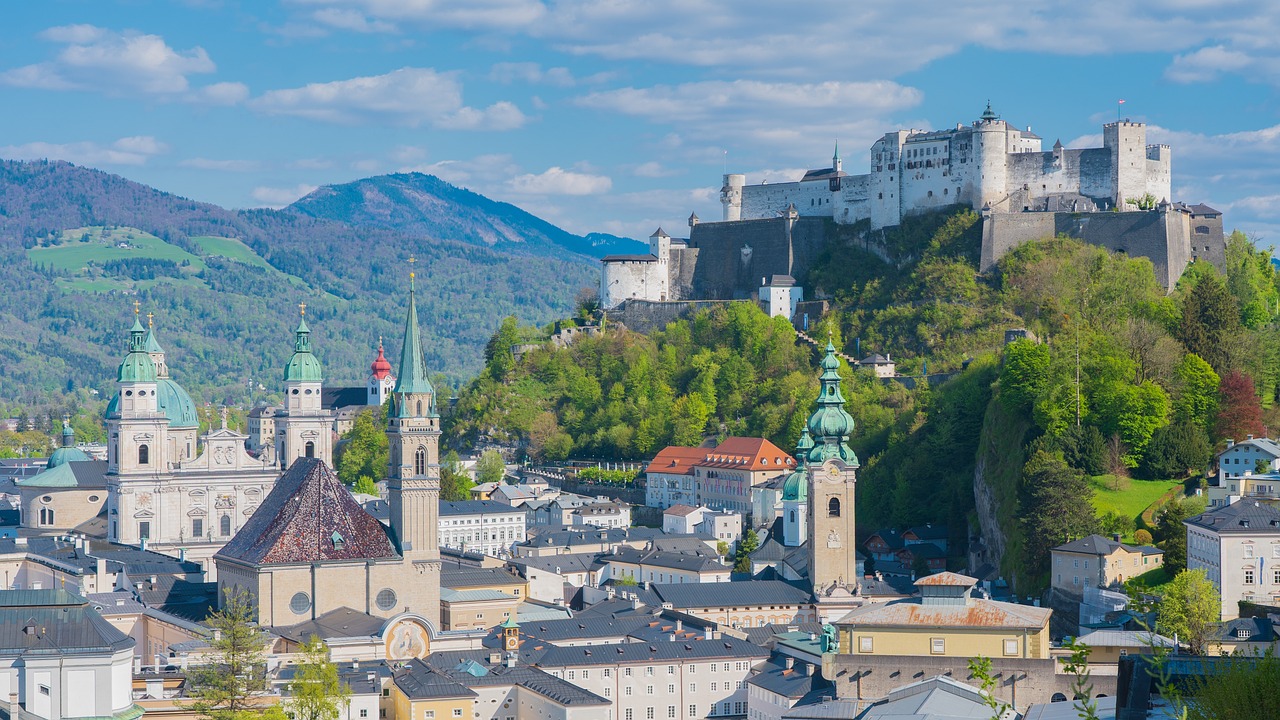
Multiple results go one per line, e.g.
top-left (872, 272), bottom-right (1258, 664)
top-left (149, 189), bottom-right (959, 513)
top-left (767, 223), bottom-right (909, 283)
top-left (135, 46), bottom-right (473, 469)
top-left (723, 104), bottom-right (1171, 228)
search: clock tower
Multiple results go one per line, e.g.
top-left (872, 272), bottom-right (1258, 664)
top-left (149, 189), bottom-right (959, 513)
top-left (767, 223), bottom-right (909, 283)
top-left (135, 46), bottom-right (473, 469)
top-left (804, 340), bottom-right (861, 621)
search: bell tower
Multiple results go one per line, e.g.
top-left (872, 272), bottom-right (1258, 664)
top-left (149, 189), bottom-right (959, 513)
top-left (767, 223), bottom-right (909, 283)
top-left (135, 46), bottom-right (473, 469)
top-left (805, 339), bottom-right (861, 621)
top-left (276, 303), bottom-right (332, 469)
top-left (386, 258), bottom-right (442, 629)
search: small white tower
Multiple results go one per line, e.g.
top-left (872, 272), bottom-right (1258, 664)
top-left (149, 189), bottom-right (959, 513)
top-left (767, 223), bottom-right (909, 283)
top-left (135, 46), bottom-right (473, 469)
top-left (367, 338), bottom-right (396, 407)
top-left (721, 174), bottom-right (745, 222)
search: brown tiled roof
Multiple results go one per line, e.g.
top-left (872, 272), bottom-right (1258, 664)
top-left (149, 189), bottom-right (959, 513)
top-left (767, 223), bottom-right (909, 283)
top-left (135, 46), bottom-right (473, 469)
top-left (646, 447), bottom-right (710, 476)
top-left (216, 458), bottom-right (398, 566)
top-left (913, 571), bottom-right (977, 587)
top-left (837, 597), bottom-right (1051, 630)
top-left (695, 437), bottom-right (794, 471)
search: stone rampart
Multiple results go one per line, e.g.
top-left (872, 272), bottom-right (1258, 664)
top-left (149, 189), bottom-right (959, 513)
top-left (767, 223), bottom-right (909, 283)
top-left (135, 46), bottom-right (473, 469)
top-left (607, 298), bottom-right (748, 335)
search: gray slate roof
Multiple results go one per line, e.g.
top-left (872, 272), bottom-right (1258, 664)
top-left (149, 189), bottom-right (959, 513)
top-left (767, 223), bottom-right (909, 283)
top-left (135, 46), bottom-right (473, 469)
top-left (273, 606), bottom-right (388, 641)
top-left (608, 545), bottom-right (727, 572)
top-left (1054, 534), bottom-right (1163, 556)
top-left (1186, 499), bottom-right (1280, 535)
top-left (441, 500), bottom-right (525, 516)
top-left (534, 635), bottom-right (767, 667)
top-left (746, 658), bottom-right (832, 699)
top-left (441, 565), bottom-right (524, 589)
top-left (651, 580), bottom-right (812, 608)
top-left (0, 590), bottom-right (134, 655)
top-left (393, 659), bottom-right (478, 699)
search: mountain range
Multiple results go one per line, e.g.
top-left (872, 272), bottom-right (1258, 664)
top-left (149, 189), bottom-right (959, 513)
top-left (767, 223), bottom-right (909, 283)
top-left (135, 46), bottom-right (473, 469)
top-left (0, 160), bottom-right (628, 406)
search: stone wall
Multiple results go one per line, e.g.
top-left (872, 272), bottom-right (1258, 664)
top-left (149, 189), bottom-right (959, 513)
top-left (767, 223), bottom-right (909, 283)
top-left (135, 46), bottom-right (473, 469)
top-left (981, 208), bottom-right (1212, 289)
top-left (827, 653), bottom-right (1116, 708)
top-left (687, 216), bottom-right (829, 300)
top-left (606, 298), bottom-right (748, 335)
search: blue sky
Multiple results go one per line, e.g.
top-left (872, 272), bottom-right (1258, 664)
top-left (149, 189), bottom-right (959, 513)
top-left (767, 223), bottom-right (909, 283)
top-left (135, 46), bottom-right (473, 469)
top-left (2, 1), bottom-right (1280, 244)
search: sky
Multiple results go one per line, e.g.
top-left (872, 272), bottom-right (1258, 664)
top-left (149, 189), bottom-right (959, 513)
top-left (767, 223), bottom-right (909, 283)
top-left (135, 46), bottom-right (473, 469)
top-left (3, 1), bottom-right (1280, 244)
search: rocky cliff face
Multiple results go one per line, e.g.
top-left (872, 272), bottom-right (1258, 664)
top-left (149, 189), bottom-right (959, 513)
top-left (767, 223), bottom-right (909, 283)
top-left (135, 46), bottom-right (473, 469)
top-left (970, 396), bottom-right (1033, 592)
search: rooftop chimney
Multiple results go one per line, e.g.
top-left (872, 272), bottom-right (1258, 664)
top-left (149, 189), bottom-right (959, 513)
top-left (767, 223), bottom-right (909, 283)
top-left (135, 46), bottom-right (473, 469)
top-left (805, 663), bottom-right (815, 676)
top-left (785, 657), bottom-right (794, 669)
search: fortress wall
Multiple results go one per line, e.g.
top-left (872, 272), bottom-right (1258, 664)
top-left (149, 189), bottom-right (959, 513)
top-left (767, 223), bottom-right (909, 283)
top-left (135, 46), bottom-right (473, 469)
top-left (741, 180), bottom-right (832, 220)
top-left (1077, 149), bottom-right (1113, 203)
top-left (835, 174), bottom-right (872, 225)
top-left (668, 246), bottom-right (700, 301)
top-left (982, 210), bottom-right (1192, 289)
top-left (899, 157), bottom-right (961, 214)
top-left (1189, 213), bottom-right (1226, 269)
top-left (607, 298), bottom-right (747, 335)
top-left (1006, 152), bottom-right (1082, 207)
top-left (687, 217), bottom-right (829, 300)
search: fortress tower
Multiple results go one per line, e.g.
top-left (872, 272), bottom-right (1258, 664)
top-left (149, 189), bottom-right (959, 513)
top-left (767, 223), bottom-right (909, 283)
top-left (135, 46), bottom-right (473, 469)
top-left (721, 173), bottom-right (745, 221)
top-left (1104, 120), bottom-right (1149, 208)
top-left (972, 102), bottom-right (1009, 211)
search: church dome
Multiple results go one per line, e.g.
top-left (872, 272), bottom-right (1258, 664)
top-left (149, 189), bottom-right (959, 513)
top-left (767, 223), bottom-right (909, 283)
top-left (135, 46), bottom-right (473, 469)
top-left (157, 378), bottom-right (199, 428)
top-left (781, 467), bottom-right (808, 503)
top-left (284, 318), bottom-right (324, 383)
top-left (118, 348), bottom-right (157, 383)
top-left (807, 403), bottom-right (854, 442)
top-left (47, 446), bottom-right (91, 469)
top-left (105, 378), bottom-right (199, 428)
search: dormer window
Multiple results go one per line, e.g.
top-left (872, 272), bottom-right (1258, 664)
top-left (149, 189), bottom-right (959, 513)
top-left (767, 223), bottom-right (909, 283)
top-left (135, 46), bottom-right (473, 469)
top-left (332, 531), bottom-right (345, 550)
top-left (1237, 628), bottom-right (1252, 639)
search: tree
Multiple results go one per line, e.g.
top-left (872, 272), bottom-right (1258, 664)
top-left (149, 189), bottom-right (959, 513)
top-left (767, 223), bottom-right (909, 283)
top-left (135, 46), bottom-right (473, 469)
top-left (334, 411), bottom-right (388, 489)
top-left (286, 635), bottom-right (350, 720)
top-left (999, 338), bottom-right (1050, 411)
top-left (1134, 529), bottom-right (1153, 545)
top-left (1020, 450), bottom-right (1100, 577)
top-left (187, 590), bottom-right (279, 719)
top-left (1177, 273), bottom-right (1239, 372)
top-left (1157, 568), bottom-right (1220, 655)
top-left (733, 529), bottom-right (760, 573)
top-left (1172, 354), bottom-right (1219, 430)
top-left (440, 451), bottom-right (474, 501)
top-left (1138, 420), bottom-right (1211, 480)
top-left (1155, 499), bottom-right (1196, 575)
top-left (715, 540), bottom-right (730, 559)
top-left (1059, 424), bottom-right (1107, 476)
top-left (475, 449), bottom-right (506, 485)
top-left (353, 477), bottom-right (378, 496)
top-left (484, 316), bottom-right (520, 382)
top-left (1186, 651), bottom-right (1280, 720)
top-left (1215, 371), bottom-right (1265, 443)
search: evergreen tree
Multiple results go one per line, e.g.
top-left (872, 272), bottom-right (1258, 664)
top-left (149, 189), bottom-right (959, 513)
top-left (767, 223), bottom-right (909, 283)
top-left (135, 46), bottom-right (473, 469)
top-left (1177, 273), bottom-right (1240, 372)
top-left (285, 636), bottom-right (350, 720)
top-left (1138, 420), bottom-right (1211, 480)
top-left (1019, 450), bottom-right (1100, 578)
top-left (187, 590), bottom-right (281, 719)
top-left (334, 411), bottom-right (389, 489)
top-left (1156, 499), bottom-right (1196, 575)
top-left (1171, 353), bottom-right (1219, 430)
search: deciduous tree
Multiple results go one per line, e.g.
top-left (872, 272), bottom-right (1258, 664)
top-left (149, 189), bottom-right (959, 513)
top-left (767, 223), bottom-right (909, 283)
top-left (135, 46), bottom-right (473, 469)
top-left (286, 635), bottom-right (350, 720)
top-left (475, 449), bottom-right (506, 485)
top-left (1157, 568), bottom-right (1220, 655)
top-left (1215, 371), bottom-right (1265, 443)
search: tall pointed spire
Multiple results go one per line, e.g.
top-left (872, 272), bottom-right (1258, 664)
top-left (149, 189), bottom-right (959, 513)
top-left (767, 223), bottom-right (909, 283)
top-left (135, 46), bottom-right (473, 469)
top-left (394, 259), bottom-right (435, 400)
top-left (832, 140), bottom-right (841, 173)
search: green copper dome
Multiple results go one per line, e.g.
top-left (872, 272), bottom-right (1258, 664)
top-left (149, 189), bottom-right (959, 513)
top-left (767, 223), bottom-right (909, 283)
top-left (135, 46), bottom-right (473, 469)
top-left (805, 340), bottom-right (859, 466)
top-left (47, 446), bottom-right (91, 469)
top-left (118, 317), bottom-right (158, 383)
top-left (158, 378), bottom-right (199, 428)
top-left (781, 429), bottom-right (814, 503)
top-left (284, 318), bottom-right (324, 383)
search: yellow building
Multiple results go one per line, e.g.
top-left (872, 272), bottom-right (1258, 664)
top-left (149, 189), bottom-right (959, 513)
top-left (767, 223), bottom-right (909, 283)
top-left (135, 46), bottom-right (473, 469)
top-left (836, 572), bottom-right (1053, 659)
top-left (390, 659), bottom-right (477, 720)
top-left (1050, 534), bottom-right (1164, 592)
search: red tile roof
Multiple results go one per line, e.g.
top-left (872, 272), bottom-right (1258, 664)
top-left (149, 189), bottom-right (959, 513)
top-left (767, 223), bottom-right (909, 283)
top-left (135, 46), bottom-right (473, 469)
top-left (646, 446), bottom-right (710, 476)
top-left (646, 438), bottom-right (794, 475)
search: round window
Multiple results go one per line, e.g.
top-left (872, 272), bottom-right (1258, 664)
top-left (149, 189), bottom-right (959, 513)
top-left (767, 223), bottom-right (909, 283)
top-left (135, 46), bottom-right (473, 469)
top-left (125, 390), bottom-right (133, 397)
top-left (375, 588), bottom-right (397, 611)
top-left (290, 592), bottom-right (311, 615)
top-left (291, 389), bottom-right (299, 395)
top-left (88, 495), bottom-right (100, 503)
top-left (40, 495), bottom-right (52, 504)
top-left (304, 389), bottom-right (312, 395)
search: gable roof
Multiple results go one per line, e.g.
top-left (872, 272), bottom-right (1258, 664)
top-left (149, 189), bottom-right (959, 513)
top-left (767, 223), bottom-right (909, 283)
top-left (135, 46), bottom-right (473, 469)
top-left (652, 580), bottom-right (811, 608)
top-left (696, 437), bottom-right (795, 472)
top-left (216, 458), bottom-right (398, 566)
top-left (664, 504), bottom-right (701, 517)
top-left (1054, 534), bottom-right (1163, 556)
top-left (646, 446), bottom-right (711, 476)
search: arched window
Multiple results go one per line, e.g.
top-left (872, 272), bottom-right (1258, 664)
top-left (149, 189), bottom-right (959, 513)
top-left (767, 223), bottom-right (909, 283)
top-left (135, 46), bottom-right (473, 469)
top-left (416, 399), bottom-right (423, 416)
top-left (138, 444), bottom-right (149, 465)
top-left (304, 441), bottom-right (315, 458)
top-left (789, 510), bottom-right (796, 523)
top-left (39, 507), bottom-right (54, 526)
top-left (828, 497), bottom-right (841, 517)
top-left (220, 515), bottom-right (232, 536)
top-left (414, 446), bottom-right (427, 476)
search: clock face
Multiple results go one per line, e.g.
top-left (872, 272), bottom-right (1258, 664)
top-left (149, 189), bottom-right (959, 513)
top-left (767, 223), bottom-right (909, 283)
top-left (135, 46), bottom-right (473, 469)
top-left (827, 466), bottom-right (840, 477)
top-left (505, 636), bottom-right (518, 649)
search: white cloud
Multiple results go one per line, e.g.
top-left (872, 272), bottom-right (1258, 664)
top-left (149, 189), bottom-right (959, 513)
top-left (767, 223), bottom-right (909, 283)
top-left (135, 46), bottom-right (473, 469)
top-left (251, 67), bottom-right (525, 129)
top-left (1, 25), bottom-right (246, 105)
top-left (578, 79), bottom-right (921, 121)
top-left (0, 135), bottom-right (168, 166)
top-left (633, 161), bottom-right (681, 178)
top-left (508, 166), bottom-right (612, 195)
top-left (250, 184), bottom-right (318, 207)
top-left (311, 8), bottom-right (398, 32)
top-left (489, 62), bottom-right (577, 87)
top-left (179, 157), bottom-right (260, 171)
top-left (288, 0), bottom-right (547, 31)
top-left (399, 154), bottom-right (519, 188)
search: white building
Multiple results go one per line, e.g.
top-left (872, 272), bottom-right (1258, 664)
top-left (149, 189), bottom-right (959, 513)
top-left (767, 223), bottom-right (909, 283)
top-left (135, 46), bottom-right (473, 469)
top-left (0, 590), bottom-right (139, 720)
top-left (602, 546), bottom-right (731, 585)
top-left (646, 447), bottom-right (709, 510)
top-left (600, 228), bottom-right (682, 309)
top-left (439, 500), bottom-right (527, 557)
top-left (663, 505), bottom-right (743, 546)
top-left (1209, 436), bottom-right (1280, 507)
top-left (571, 501), bottom-right (629, 529)
top-left (761, 275), bottom-right (803, 320)
top-left (1185, 499), bottom-right (1280, 620)
top-left (533, 636), bottom-right (768, 720)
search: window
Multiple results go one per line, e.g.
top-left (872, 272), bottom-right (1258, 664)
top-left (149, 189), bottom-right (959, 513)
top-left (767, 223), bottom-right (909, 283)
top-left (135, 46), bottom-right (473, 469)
top-left (1245, 568), bottom-right (1256, 585)
top-left (360, 711), bottom-right (368, 718)
top-left (192, 518), bottom-right (203, 538)
top-left (1004, 639), bottom-right (1019, 656)
top-left (604, 688), bottom-right (611, 697)
top-left (1245, 545), bottom-right (1255, 559)
top-left (625, 687), bottom-right (633, 696)
top-left (221, 515), bottom-right (232, 536)
top-left (139, 521), bottom-right (151, 540)
top-left (668, 707), bottom-right (676, 719)
top-left (626, 711), bottom-right (633, 720)
top-left (38, 507), bottom-right (54, 526)
top-left (415, 446), bottom-right (427, 475)
top-left (138, 444), bottom-right (150, 465)
top-left (667, 684), bottom-right (675, 693)
top-left (604, 669), bottom-right (612, 678)
top-left (305, 441), bottom-right (315, 458)
top-left (452, 711), bottom-right (462, 718)
top-left (689, 683), bottom-right (697, 693)
top-left (668, 665), bottom-right (675, 675)
top-left (290, 592), bottom-right (311, 615)
top-left (646, 666), bottom-right (654, 676)
top-left (711, 683), bottom-right (717, 692)
top-left (931, 637), bottom-right (945, 654)
top-left (625, 668), bottom-right (632, 677)
top-left (646, 685), bottom-right (654, 695)
top-left (859, 636), bottom-right (873, 653)
top-left (828, 498), bottom-right (840, 517)
top-left (689, 706), bottom-right (697, 718)
top-left (647, 709), bottom-right (654, 720)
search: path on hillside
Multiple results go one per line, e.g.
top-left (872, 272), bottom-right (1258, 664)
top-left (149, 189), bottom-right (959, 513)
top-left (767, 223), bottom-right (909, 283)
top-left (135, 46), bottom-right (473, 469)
top-left (794, 329), bottom-right (860, 365)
